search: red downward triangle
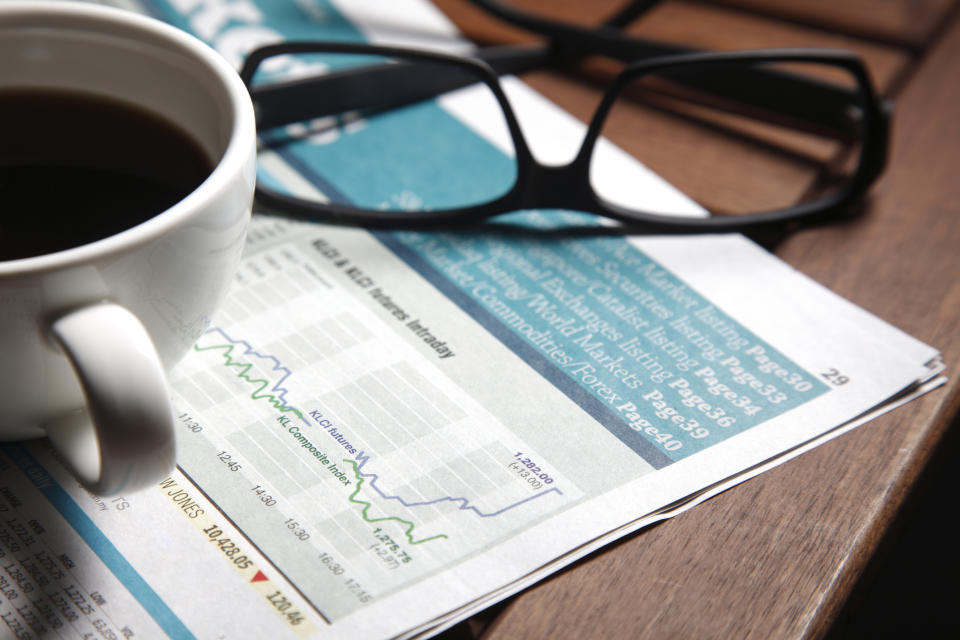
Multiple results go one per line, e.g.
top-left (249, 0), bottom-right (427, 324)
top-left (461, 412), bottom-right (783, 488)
top-left (251, 570), bottom-right (269, 583)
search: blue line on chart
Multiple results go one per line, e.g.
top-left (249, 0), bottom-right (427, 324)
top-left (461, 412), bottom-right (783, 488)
top-left (354, 451), bottom-right (563, 518)
top-left (203, 326), bottom-right (310, 426)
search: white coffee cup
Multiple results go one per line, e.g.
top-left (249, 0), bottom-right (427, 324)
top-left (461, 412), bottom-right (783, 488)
top-left (0, 2), bottom-right (256, 494)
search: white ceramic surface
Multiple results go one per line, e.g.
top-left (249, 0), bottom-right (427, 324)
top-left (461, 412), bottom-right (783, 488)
top-left (0, 2), bottom-right (256, 494)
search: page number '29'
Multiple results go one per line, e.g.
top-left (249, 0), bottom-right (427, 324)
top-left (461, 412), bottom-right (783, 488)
top-left (821, 368), bottom-right (850, 385)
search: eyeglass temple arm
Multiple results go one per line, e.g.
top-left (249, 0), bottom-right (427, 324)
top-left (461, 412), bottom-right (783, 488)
top-left (602, 0), bottom-right (664, 28)
top-left (466, 0), bottom-right (881, 136)
top-left (464, 0), bottom-right (664, 33)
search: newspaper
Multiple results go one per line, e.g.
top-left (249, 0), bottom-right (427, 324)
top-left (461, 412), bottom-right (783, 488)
top-left (0, 0), bottom-right (945, 638)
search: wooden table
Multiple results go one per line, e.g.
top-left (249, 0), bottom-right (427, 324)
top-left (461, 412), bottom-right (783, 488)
top-left (427, 1), bottom-right (960, 637)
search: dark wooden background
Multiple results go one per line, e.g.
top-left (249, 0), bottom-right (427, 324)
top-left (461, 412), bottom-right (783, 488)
top-left (424, 1), bottom-right (960, 637)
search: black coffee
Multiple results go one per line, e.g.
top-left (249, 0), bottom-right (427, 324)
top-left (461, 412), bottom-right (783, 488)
top-left (0, 88), bottom-right (213, 261)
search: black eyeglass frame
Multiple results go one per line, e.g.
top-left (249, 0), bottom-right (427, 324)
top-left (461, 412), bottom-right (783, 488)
top-left (241, 42), bottom-right (888, 232)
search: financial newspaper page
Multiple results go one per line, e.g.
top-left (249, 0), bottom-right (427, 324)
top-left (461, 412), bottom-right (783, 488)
top-left (0, 0), bottom-right (944, 638)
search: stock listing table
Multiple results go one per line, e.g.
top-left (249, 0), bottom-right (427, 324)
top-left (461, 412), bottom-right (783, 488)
top-left (428, 0), bottom-right (960, 638)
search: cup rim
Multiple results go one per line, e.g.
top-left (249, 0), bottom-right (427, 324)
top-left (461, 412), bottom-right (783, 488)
top-left (0, 1), bottom-right (256, 276)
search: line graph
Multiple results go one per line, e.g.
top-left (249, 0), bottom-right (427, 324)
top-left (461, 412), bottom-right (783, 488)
top-left (169, 241), bottom-right (578, 621)
top-left (193, 324), bottom-right (564, 524)
top-left (194, 327), bottom-right (307, 423)
top-left (345, 459), bottom-right (449, 545)
top-left (353, 451), bottom-right (563, 518)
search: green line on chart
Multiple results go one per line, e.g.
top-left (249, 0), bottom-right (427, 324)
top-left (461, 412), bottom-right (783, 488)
top-left (344, 459), bottom-right (449, 545)
top-left (194, 343), bottom-right (305, 421)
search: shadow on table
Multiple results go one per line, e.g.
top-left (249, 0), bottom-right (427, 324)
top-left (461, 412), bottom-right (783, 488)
top-left (825, 415), bottom-right (960, 639)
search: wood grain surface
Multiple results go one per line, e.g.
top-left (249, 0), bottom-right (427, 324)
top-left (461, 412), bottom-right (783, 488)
top-left (424, 1), bottom-right (960, 638)
top-left (705, 0), bottom-right (956, 49)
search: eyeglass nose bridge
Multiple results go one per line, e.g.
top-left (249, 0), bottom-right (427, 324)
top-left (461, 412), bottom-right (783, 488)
top-left (517, 157), bottom-right (596, 213)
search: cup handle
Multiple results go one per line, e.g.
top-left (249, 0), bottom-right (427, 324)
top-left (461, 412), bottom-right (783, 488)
top-left (45, 303), bottom-right (176, 495)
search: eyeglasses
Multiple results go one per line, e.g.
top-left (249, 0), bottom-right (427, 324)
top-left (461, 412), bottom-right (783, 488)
top-left (239, 2), bottom-right (889, 233)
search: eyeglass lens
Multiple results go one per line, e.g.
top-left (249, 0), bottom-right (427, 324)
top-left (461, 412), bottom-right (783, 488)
top-left (250, 51), bottom-right (518, 214)
top-left (590, 60), bottom-right (865, 217)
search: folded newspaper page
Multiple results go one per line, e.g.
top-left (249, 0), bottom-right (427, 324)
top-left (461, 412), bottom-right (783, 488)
top-left (0, 1), bottom-right (944, 638)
